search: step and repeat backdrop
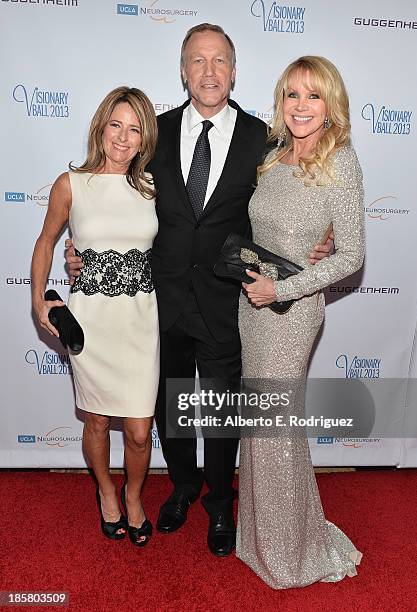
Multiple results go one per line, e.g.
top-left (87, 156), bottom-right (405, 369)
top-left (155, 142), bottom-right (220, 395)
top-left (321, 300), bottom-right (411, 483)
top-left (1, 0), bottom-right (416, 467)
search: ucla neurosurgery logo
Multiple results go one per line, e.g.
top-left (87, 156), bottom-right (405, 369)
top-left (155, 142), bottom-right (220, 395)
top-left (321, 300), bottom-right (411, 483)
top-left (250, 0), bottom-right (305, 33)
top-left (25, 350), bottom-right (73, 375)
top-left (361, 103), bottom-right (412, 135)
top-left (317, 436), bottom-right (380, 449)
top-left (365, 195), bottom-right (410, 221)
top-left (117, 3), bottom-right (138, 15)
top-left (317, 437), bottom-right (334, 444)
top-left (18, 428), bottom-right (82, 448)
top-left (18, 435), bottom-right (36, 444)
top-left (117, 0), bottom-right (198, 23)
top-left (4, 184), bottom-right (52, 206)
top-left (13, 85), bottom-right (70, 118)
top-left (245, 106), bottom-right (274, 122)
top-left (336, 354), bottom-right (381, 379)
top-left (5, 192), bottom-right (25, 203)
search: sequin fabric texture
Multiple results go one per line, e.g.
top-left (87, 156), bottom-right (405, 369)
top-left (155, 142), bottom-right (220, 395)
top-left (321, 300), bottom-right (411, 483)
top-left (236, 146), bottom-right (365, 588)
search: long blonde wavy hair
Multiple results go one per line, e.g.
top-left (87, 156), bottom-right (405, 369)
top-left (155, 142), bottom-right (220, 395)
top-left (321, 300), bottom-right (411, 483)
top-left (258, 56), bottom-right (351, 185)
top-left (70, 87), bottom-right (157, 199)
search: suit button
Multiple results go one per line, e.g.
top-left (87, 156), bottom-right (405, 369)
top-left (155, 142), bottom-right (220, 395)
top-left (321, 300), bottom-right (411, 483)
top-left (191, 264), bottom-right (198, 269)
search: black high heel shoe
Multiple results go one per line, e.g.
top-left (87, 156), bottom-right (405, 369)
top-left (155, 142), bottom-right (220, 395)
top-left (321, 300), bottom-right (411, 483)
top-left (96, 487), bottom-right (127, 541)
top-left (121, 484), bottom-right (152, 547)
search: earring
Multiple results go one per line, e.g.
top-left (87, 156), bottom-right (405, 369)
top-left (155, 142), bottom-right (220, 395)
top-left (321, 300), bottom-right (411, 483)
top-left (277, 127), bottom-right (287, 148)
top-left (324, 117), bottom-right (330, 129)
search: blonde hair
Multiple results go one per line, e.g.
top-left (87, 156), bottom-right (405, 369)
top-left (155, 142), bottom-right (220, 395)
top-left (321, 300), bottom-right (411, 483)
top-left (71, 87), bottom-right (157, 199)
top-left (258, 56), bottom-right (351, 185)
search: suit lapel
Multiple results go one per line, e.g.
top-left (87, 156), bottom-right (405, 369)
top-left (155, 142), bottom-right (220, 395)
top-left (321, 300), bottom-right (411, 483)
top-left (200, 102), bottom-right (250, 219)
top-left (165, 100), bottom-right (195, 220)
top-left (166, 99), bottom-right (251, 221)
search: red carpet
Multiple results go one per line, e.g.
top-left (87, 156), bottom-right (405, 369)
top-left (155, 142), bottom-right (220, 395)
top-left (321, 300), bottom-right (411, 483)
top-left (1, 470), bottom-right (417, 612)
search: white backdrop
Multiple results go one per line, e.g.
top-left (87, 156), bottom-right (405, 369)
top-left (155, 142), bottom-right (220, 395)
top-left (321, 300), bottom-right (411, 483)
top-left (1, 0), bottom-right (416, 467)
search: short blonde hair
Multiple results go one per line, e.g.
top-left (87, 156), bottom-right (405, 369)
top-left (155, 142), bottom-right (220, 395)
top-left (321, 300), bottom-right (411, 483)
top-left (71, 87), bottom-right (157, 199)
top-left (259, 56), bottom-right (351, 185)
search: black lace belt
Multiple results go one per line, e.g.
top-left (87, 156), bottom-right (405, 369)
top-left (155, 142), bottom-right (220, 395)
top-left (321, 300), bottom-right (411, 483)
top-left (70, 248), bottom-right (153, 297)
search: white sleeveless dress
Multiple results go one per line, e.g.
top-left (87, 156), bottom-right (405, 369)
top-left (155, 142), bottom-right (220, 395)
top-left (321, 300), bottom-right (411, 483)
top-left (67, 171), bottom-right (159, 418)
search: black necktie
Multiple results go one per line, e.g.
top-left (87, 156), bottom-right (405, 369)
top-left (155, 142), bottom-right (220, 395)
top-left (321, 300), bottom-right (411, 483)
top-left (186, 120), bottom-right (213, 219)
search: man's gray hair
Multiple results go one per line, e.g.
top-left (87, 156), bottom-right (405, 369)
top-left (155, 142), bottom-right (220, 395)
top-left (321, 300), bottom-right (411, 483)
top-left (180, 23), bottom-right (236, 67)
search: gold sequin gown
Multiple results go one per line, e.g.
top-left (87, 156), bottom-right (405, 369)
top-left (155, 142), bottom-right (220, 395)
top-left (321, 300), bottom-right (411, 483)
top-left (236, 146), bottom-right (365, 589)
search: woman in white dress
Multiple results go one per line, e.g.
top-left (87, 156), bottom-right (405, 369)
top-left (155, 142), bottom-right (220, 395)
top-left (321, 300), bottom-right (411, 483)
top-left (31, 87), bottom-right (159, 547)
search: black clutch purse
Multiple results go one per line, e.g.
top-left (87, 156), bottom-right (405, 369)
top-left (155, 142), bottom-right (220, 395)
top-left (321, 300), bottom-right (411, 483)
top-left (213, 233), bottom-right (303, 314)
top-left (45, 289), bottom-right (84, 352)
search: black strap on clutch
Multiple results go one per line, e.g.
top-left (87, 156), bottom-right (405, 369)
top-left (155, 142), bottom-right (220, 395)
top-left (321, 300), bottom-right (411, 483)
top-left (213, 233), bottom-right (303, 314)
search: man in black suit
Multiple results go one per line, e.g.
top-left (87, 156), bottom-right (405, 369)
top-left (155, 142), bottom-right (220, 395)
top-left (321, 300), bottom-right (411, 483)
top-left (149, 23), bottom-right (333, 556)
top-left (149, 24), bottom-right (268, 557)
top-left (66, 23), bottom-right (331, 557)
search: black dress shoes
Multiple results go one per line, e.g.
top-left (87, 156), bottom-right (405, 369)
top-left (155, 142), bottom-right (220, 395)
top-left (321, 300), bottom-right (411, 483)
top-left (207, 512), bottom-right (236, 557)
top-left (157, 491), bottom-right (195, 533)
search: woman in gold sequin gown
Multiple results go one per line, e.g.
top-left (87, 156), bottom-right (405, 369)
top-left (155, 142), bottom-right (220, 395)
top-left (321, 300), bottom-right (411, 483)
top-left (236, 57), bottom-right (364, 588)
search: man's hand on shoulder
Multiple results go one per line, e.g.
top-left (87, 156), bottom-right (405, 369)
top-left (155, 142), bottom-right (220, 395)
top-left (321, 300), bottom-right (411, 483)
top-left (64, 238), bottom-right (83, 285)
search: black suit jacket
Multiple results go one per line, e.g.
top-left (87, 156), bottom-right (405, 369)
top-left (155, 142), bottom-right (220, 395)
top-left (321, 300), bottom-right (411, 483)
top-left (149, 99), bottom-right (268, 342)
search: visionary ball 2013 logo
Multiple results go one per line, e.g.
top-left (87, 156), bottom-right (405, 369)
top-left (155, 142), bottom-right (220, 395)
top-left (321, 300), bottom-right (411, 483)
top-left (13, 85), bottom-right (70, 118)
top-left (361, 103), bottom-right (412, 135)
top-left (336, 354), bottom-right (381, 379)
top-left (250, 1), bottom-right (305, 34)
top-left (25, 349), bottom-right (73, 375)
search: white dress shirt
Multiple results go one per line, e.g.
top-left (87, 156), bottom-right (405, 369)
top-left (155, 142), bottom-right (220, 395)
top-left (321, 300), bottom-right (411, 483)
top-left (180, 101), bottom-right (237, 207)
